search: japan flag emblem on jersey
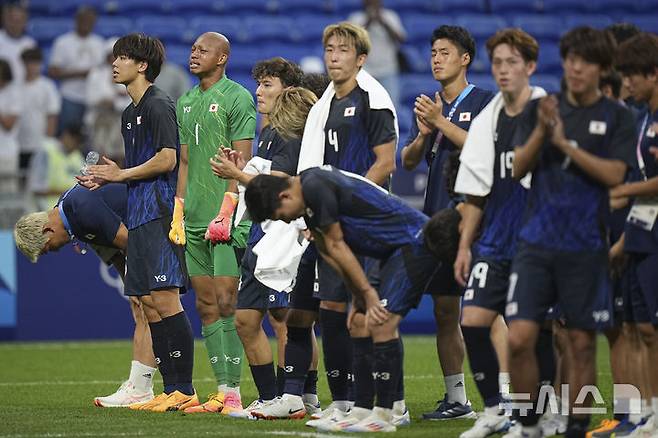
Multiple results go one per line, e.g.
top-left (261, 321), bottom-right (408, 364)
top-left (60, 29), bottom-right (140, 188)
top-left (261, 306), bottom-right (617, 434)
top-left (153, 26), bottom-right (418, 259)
top-left (136, 116), bottom-right (142, 125)
top-left (589, 120), bottom-right (607, 135)
top-left (344, 106), bottom-right (356, 117)
top-left (209, 103), bottom-right (219, 112)
top-left (459, 112), bottom-right (471, 122)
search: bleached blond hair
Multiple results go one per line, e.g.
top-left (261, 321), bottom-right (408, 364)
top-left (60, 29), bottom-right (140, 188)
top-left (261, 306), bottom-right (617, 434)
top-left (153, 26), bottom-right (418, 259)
top-left (14, 211), bottom-right (49, 263)
top-left (269, 87), bottom-right (318, 140)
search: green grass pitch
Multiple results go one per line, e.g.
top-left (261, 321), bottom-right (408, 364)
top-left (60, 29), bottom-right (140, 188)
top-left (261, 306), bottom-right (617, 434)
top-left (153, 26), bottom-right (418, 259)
top-left (0, 335), bottom-right (614, 437)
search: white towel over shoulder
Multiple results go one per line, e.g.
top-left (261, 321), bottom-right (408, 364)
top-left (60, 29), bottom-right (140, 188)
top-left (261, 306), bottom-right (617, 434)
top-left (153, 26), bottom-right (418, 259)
top-left (455, 87), bottom-right (546, 196)
top-left (234, 156), bottom-right (271, 226)
top-left (297, 69), bottom-right (399, 173)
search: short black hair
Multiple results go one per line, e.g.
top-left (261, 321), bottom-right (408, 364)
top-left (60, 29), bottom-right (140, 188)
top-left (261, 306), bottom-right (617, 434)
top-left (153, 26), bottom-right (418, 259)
top-left (245, 175), bottom-right (291, 223)
top-left (252, 57), bottom-right (303, 88)
top-left (0, 58), bottom-right (12, 82)
top-left (21, 47), bottom-right (43, 63)
top-left (113, 33), bottom-right (165, 83)
top-left (559, 26), bottom-right (616, 71)
top-left (615, 33), bottom-right (658, 76)
top-left (431, 25), bottom-right (476, 67)
top-left (605, 22), bottom-right (641, 45)
top-left (424, 208), bottom-right (461, 263)
top-left (301, 72), bottom-right (330, 99)
top-left (600, 69), bottom-right (622, 99)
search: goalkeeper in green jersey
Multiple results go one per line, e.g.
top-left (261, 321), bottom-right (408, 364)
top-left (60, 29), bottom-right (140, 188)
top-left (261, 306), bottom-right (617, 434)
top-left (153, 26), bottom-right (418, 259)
top-left (170, 32), bottom-right (256, 415)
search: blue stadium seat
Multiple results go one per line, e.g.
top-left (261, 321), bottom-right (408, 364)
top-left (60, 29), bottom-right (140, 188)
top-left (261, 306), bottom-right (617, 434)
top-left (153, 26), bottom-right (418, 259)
top-left (402, 14), bottom-right (453, 44)
top-left (231, 73), bottom-right (257, 94)
top-left (387, 0), bottom-right (439, 14)
top-left (47, 0), bottom-right (104, 15)
top-left (27, 0), bottom-right (56, 15)
top-left (454, 14), bottom-right (507, 40)
top-left (439, 0), bottom-right (487, 14)
top-left (396, 106), bottom-right (413, 135)
top-left (167, 0), bottom-right (222, 15)
top-left (94, 17), bottom-right (133, 38)
top-left (532, 75), bottom-right (561, 93)
top-left (293, 15), bottom-right (343, 42)
top-left (537, 44), bottom-right (561, 74)
top-left (227, 46), bottom-right (263, 75)
top-left (400, 45), bottom-right (430, 74)
top-left (468, 74), bottom-right (498, 93)
top-left (258, 44), bottom-right (323, 63)
top-left (277, 0), bottom-right (333, 14)
top-left (135, 16), bottom-right (195, 45)
top-left (332, 0), bottom-right (363, 15)
top-left (245, 16), bottom-right (296, 43)
top-left (587, 0), bottom-right (630, 15)
top-left (623, 15), bottom-right (658, 33)
top-left (636, 0), bottom-right (658, 13)
top-left (470, 43), bottom-right (490, 74)
top-left (400, 74), bottom-right (438, 106)
top-left (189, 17), bottom-right (246, 44)
top-left (166, 45), bottom-right (191, 69)
top-left (227, 0), bottom-right (278, 14)
top-left (512, 15), bottom-right (562, 42)
top-left (28, 18), bottom-right (74, 44)
top-left (489, 0), bottom-right (542, 14)
top-left (565, 15), bottom-right (614, 30)
top-left (105, 0), bottom-right (165, 14)
top-left (542, 0), bottom-right (589, 14)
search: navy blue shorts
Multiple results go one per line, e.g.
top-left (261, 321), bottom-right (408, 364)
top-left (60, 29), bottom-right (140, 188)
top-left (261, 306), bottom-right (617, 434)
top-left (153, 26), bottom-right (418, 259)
top-left (289, 245), bottom-right (321, 312)
top-left (378, 243), bottom-right (441, 317)
top-left (624, 253), bottom-right (658, 324)
top-left (315, 255), bottom-right (380, 303)
top-left (462, 257), bottom-right (511, 315)
top-left (237, 244), bottom-right (289, 310)
top-left (124, 217), bottom-right (187, 296)
top-left (505, 243), bottom-right (612, 331)
top-left (424, 259), bottom-right (461, 296)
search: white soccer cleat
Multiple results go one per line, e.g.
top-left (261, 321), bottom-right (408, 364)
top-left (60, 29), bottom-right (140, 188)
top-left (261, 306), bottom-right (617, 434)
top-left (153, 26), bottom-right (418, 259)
top-left (228, 398), bottom-right (264, 419)
top-left (538, 412), bottom-right (567, 436)
top-left (317, 406), bottom-right (372, 432)
top-left (629, 415), bottom-right (656, 438)
top-left (94, 380), bottom-right (154, 408)
top-left (306, 402), bottom-right (350, 428)
top-left (392, 400), bottom-right (411, 427)
top-left (460, 412), bottom-right (512, 438)
top-left (344, 407), bottom-right (397, 433)
top-left (250, 394), bottom-right (306, 420)
top-left (501, 424), bottom-right (542, 438)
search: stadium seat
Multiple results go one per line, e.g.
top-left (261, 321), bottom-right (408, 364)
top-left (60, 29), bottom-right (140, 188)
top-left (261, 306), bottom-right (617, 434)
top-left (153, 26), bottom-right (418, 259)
top-left (27, 0), bottom-right (57, 15)
top-left (293, 15), bottom-right (344, 42)
top-left (468, 73), bottom-right (498, 93)
top-left (470, 43), bottom-right (490, 74)
top-left (400, 74), bottom-right (438, 107)
top-left (258, 44), bottom-right (323, 63)
top-left (227, 46), bottom-right (264, 75)
top-left (532, 74), bottom-right (561, 93)
top-left (636, 0), bottom-right (658, 13)
top-left (402, 14), bottom-right (453, 44)
top-left (230, 73), bottom-right (257, 94)
top-left (28, 18), bottom-right (73, 44)
top-left (277, 0), bottom-right (333, 14)
top-left (167, 0), bottom-right (222, 15)
top-left (94, 17), bottom-right (133, 38)
top-left (454, 14), bottom-right (508, 40)
top-left (623, 15), bottom-right (658, 33)
top-left (565, 15), bottom-right (614, 30)
top-left (588, 0), bottom-right (631, 15)
top-left (489, 0), bottom-right (542, 14)
top-left (542, 0), bottom-right (589, 14)
top-left (332, 0), bottom-right (363, 15)
top-left (189, 17), bottom-right (247, 44)
top-left (135, 16), bottom-right (195, 45)
top-left (512, 15), bottom-right (563, 43)
top-left (166, 45), bottom-right (191, 69)
top-left (400, 44), bottom-right (430, 74)
top-left (48, 0), bottom-right (104, 15)
top-left (439, 0), bottom-right (487, 14)
top-left (386, 0), bottom-right (439, 14)
top-left (104, 0), bottom-right (165, 14)
top-left (537, 44), bottom-right (562, 74)
top-left (245, 16), bottom-right (296, 43)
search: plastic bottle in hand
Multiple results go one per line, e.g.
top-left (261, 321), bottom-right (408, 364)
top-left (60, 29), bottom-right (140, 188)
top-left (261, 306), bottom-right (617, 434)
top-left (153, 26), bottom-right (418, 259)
top-left (80, 151), bottom-right (100, 176)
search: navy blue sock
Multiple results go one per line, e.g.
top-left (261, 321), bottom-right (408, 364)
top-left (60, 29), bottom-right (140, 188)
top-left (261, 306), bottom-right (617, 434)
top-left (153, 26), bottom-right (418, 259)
top-left (396, 338), bottom-right (404, 401)
top-left (283, 326), bottom-right (313, 396)
top-left (536, 328), bottom-right (556, 388)
top-left (250, 363), bottom-right (277, 401)
top-left (162, 311), bottom-right (195, 396)
top-left (463, 326), bottom-right (501, 407)
top-left (373, 339), bottom-right (402, 409)
top-left (276, 366), bottom-right (286, 397)
top-left (567, 416), bottom-right (590, 438)
top-left (353, 337), bottom-right (375, 409)
top-left (320, 309), bottom-right (353, 401)
top-left (304, 370), bottom-right (318, 395)
top-left (149, 320), bottom-right (176, 394)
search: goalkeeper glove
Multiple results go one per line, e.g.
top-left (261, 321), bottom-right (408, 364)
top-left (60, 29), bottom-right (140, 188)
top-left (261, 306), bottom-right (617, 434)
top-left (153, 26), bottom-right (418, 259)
top-left (205, 192), bottom-right (238, 244)
top-left (168, 196), bottom-right (186, 245)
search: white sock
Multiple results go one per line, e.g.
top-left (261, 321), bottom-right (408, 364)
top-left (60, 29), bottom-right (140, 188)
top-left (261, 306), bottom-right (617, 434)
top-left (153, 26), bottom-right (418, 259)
top-left (499, 372), bottom-right (511, 396)
top-left (333, 400), bottom-right (351, 412)
top-left (226, 385), bottom-right (240, 396)
top-left (129, 360), bottom-right (156, 392)
top-left (630, 399), bottom-right (648, 424)
top-left (392, 400), bottom-right (406, 414)
top-left (218, 384), bottom-right (228, 394)
top-left (373, 406), bottom-right (393, 421)
top-left (651, 397), bottom-right (658, 417)
top-left (484, 405), bottom-right (500, 416)
top-left (445, 373), bottom-right (467, 405)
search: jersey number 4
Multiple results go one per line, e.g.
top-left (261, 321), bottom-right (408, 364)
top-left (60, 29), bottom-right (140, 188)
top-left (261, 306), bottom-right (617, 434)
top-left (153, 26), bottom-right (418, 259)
top-left (328, 129), bottom-right (339, 152)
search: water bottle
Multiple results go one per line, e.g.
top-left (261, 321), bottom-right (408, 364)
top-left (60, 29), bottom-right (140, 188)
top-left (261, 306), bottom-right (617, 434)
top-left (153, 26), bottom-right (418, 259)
top-left (81, 151), bottom-right (100, 176)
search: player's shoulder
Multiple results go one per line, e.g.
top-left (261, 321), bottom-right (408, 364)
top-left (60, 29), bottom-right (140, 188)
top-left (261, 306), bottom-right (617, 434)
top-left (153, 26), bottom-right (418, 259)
top-left (222, 77), bottom-right (254, 100)
top-left (143, 86), bottom-right (175, 113)
top-left (469, 86), bottom-right (495, 105)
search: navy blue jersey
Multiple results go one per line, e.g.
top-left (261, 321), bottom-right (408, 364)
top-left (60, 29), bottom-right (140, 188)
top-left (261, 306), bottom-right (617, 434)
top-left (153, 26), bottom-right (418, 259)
top-left (121, 86), bottom-right (179, 229)
top-left (625, 108), bottom-right (658, 254)
top-left (58, 183), bottom-right (127, 247)
top-left (475, 103), bottom-right (535, 260)
top-left (323, 85), bottom-right (396, 178)
top-left (300, 166), bottom-right (428, 259)
top-left (248, 125), bottom-right (302, 245)
top-left (404, 86), bottom-right (494, 215)
top-left (519, 94), bottom-right (636, 252)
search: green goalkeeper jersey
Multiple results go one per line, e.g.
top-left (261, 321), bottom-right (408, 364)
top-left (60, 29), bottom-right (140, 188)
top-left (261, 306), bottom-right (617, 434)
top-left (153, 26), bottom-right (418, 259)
top-left (176, 75), bottom-right (256, 226)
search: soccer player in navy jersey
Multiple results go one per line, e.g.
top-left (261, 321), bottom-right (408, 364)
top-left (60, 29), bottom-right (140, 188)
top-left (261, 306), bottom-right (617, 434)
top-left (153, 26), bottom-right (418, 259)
top-left (507, 27), bottom-right (636, 438)
top-left (14, 184), bottom-right (157, 408)
top-left (607, 33), bottom-right (658, 437)
top-left (451, 28), bottom-right (541, 438)
top-left (244, 166), bottom-right (460, 432)
top-left (81, 34), bottom-right (196, 412)
top-left (400, 24), bottom-right (494, 421)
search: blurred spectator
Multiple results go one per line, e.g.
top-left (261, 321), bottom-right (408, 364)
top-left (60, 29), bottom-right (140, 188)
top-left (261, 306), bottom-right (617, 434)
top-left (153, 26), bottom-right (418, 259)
top-left (0, 3), bottom-right (36, 86)
top-left (48, 6), bottom-right (104, 134)
top-left (155, 61), bottom-right (191, 103)
top-left (85, 38), bottom-right (131, 166)
top-left (0, 58), bottom-right (22, 193)
top-left (348, 0), bottom-right (406, 108)
top-left (28, 124), bottom-right (85, 210)
top-left (18, 47), bottom-right (61, 175)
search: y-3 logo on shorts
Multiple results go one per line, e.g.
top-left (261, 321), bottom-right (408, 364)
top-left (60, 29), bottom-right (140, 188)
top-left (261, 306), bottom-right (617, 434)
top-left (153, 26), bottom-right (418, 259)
top-left (154, 274), bottom-right (167, 282)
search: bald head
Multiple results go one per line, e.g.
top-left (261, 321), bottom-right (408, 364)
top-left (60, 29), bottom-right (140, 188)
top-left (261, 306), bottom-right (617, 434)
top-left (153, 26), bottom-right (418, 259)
top-left (199, 32), bottom-right (230, 57)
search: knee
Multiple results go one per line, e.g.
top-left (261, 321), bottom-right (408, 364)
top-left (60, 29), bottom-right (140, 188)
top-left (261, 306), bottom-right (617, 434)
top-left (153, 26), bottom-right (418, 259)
top-left (348, 312), bottom-right (368, 338)
top-left (216, 288), bottom-right (237, 318)
top-left (195, 295), bottom-right (218, 323)
top-left (434, 298), bottom-right (461, 328)
top-left (286, 309), bottom-right (315, 328)
top-left (508, 329), bottom-right (534, 358)
top-left (568, 331), bottom-right (596, 363)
